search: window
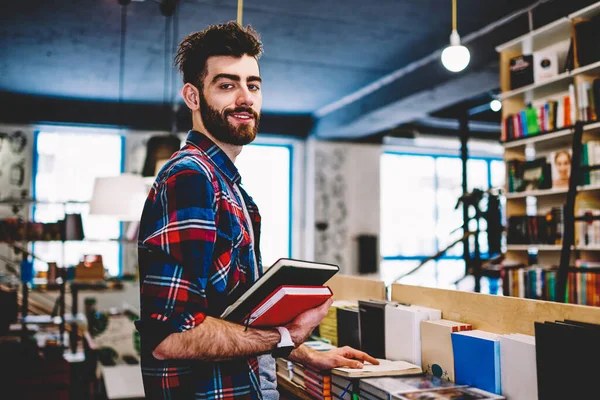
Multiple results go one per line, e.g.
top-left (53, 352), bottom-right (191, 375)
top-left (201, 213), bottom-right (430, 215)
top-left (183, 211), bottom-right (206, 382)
top-left (381, 150), bottom-right (504, 288)
top-left (32, 130), bottom-right (124, 276)
top-left (235, 142), bottom-right (293, 268)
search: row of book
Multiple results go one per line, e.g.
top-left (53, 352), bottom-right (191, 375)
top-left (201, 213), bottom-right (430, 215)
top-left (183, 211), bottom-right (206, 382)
top-left (506, 208), bottom-right (564, 245)
top-left (501, 262), bottom-right (600, 306)
top-left (578, 208), bottom-right (600, 247)
top-left (286, 299), bottom-right (600, 399)
top-left (581, 140), bottom-right (600, 185)
top-left (501, 80), bottom-right (600, 143)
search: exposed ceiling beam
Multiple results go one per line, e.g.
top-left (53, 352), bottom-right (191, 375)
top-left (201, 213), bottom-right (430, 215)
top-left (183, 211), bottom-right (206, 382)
top-left (312, 62), bottom-right (500, 139)
top-left (415, 116), bottom-right (501, 133)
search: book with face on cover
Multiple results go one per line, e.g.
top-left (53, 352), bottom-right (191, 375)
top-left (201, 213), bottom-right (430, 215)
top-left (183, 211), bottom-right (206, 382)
top-left (332, 359), bottom-right (422, 379)
top-left (360, 375), bottom-right (463, 400)
top-left (220, 258), bottom-right (338, 322)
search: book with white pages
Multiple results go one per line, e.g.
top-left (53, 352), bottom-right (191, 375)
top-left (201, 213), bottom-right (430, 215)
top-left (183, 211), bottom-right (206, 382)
top-left (499, 333), bottom-right (537, 400)
top-left (332, 359), bottom-right (422, 379)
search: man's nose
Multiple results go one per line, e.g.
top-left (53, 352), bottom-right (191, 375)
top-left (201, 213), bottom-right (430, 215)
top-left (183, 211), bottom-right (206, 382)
top-left (236, 87), bottom-right (254, 107)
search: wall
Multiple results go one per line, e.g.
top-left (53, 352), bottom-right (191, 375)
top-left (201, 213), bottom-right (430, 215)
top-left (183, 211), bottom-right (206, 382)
top-left (0, 124), bottom-right (35, 278)
top-left (307, 139), bottom-right (382, 276)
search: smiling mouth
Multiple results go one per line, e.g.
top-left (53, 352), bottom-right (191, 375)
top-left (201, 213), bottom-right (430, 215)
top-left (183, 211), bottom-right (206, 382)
top-left (229, 113), bottom-right (254, 121)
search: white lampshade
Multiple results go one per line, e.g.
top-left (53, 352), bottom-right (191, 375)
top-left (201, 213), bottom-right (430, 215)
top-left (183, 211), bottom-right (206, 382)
top-left (441, 30), bottom-right (470, 72)
top-left (89, 174), bottom-right (149, 221)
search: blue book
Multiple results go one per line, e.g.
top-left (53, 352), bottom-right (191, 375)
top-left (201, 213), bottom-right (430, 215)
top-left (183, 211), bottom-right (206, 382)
top-left (520, 110), bottom-right (528, 136)
top-left (451, 330), bottom-right (501, 394)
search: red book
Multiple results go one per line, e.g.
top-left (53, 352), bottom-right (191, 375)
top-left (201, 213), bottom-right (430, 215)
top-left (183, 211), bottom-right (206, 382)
top-left (244, 286), bottom-right (333, 327)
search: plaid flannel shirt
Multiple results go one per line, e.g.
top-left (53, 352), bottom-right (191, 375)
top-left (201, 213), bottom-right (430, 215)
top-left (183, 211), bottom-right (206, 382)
top-left (136, 130), bottom-right (264, 400)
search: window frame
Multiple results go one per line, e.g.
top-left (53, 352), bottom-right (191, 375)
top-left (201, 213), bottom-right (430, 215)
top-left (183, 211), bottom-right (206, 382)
top-left (31, 127), bottom-right (126, 275)
top-left (381, 149), bottom-right (503, 283)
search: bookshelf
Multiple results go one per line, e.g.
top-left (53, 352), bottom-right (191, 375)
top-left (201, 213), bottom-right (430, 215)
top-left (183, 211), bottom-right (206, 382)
top-left (497, 1), bottom-right (600, 305)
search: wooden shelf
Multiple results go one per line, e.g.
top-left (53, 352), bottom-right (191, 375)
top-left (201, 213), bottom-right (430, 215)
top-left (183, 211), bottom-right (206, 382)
top-left (499, 71), bottom-right (571, 101)
top-left (502, 128), bottom-right (573, 151)
top-left (569, 1), bottom-right (600, 20)
top-left (584, 121), bottom-right (600, 132)
top-left (505, 183), bottom-right (600, 199)
top-left (506, 244), bottom-right (562, 251)
top-left (506, 187), bottom-right (569, 199)
top-left (571, 60), bottom-right (600, 77)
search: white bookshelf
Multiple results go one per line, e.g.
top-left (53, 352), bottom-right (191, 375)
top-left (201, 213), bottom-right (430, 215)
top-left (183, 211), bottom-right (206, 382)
top-left (506, 244), bottom-right (600, 252)
top-left (495, 17), bottom-right (571, 54)
top-left (569, 1), bottom-right (600, 20)
top-left (498, 71), bottom-right (571, 101)
top-left (506, 184), bottom-right (600, 199)
top-left (502, 127), bottom-right (573, 151)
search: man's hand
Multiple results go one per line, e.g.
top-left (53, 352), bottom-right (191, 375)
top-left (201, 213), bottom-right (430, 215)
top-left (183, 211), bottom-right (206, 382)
top-left (305, 346), bottom-right (380, 372)
top-left (285, 298), bottom-right (334, 346)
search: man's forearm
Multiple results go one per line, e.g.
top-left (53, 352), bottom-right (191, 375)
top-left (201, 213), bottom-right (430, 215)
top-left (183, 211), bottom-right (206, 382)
top-left (153, 316), bottom-right (280, 362)
top-left (288, 344), bottom-right (317, 365)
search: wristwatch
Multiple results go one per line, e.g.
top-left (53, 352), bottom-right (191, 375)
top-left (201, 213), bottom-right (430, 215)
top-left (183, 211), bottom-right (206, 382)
top-left (272, 326), bottom-right (295, 358)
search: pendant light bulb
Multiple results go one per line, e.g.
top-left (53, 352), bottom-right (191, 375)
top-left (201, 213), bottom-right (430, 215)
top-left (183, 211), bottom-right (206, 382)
top-left (442, 30), bottom-right (470, 72)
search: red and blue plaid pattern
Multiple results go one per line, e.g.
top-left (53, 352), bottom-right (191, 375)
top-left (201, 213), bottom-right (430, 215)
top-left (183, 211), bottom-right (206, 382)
top-left (136, 131), bottom-right (263, 399)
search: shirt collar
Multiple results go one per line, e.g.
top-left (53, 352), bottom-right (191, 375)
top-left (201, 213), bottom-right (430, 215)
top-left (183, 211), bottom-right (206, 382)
top-left (185, 130), bottom-right (242, 185)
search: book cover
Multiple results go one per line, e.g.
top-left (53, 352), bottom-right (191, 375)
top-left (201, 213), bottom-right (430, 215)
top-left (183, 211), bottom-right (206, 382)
top-left (451, 330), bottom-right (501, 395)
top-left (337, 306), bottom-right (360, 349)
top-left (332, 359), bottom-right (422, 379)
top-left (392, 387), bottom-right (505, 399)
top-left (421, 320), bottom-right (464, 382)
top-left (245, 285), bottom-right (332, 327)
top-left (358, 300), bottom-right (389, 359)
top-left (220, 258), bottom-right (338, 322)
top-left (360, 375), bottom-right (463, 400)
top-left (499, 334), bottom-right (537, 400)
top-left (509, 55), bottom-right (534, 90)
top-left (549, 149), bottom-right (572, 189)
top-left (533, 47), bottom-right (559, 83)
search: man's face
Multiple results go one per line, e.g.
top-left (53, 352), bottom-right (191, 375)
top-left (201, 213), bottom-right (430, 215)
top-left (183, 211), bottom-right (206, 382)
top-left (200, 55), bottom-right (262, 146)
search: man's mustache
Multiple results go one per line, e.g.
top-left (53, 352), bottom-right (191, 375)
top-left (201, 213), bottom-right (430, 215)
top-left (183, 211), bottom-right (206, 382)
top-left (224, 107), bottom-right (260, 120)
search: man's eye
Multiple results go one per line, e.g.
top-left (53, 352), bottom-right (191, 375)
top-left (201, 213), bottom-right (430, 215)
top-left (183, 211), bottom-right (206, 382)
top-left (220, 84), bottom-right (234, 89)
top-left (248, 84), bottom-right (260, 91)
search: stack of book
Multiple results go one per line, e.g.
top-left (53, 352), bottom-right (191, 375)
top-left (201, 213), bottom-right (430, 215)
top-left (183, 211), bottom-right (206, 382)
top-left (420, 320), bottom-right (472, 382)
top-left (535, 320), bottom-right (600, 399)
top-left (359, 376), bottom-right (466, 400)
top-left (304, 367), bottom-right (332, 400)
top-left (331, 375), bottom-right (355, 400)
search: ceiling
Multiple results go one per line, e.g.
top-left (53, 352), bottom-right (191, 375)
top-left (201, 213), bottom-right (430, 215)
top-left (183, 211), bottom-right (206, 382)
top-left (1, 0), bottom-right (598, 138)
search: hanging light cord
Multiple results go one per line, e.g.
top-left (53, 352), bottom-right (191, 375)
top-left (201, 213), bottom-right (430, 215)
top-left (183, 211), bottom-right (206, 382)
top-left (119, 3), bottom-right (128, 104)
top-left (237, 0), bottom-right (243, 25)
top-left (452, 0), bottom-right (457, 31)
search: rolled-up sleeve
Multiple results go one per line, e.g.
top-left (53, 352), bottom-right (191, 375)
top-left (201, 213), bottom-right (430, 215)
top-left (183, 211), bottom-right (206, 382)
top-left (135, 169), bottom-right (218, 352)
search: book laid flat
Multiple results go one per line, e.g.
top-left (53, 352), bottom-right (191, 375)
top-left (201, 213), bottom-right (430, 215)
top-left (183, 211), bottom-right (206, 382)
top-left (332, 359), bottom-right (422, 379)
top-left (245, 286), bottom-right (332, 327)
top-left (385, 304), bottom-right (441, 366)
top-left (499, 334), bottom-right (537, 400)
top-left (220, 258), bottom-right (339, 322)
top-left (451, 330), bottom-right (501, 395)
top-left (535, 320), bottom-right (600, 400)
top-left (420, 320), bottom-right (471, 382)
top-left (392, 387), bottom-right (505, 399)
top-left (360, 375), bottom-right (463, 400)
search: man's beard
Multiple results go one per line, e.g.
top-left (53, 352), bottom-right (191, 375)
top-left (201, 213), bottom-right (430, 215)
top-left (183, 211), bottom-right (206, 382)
top-left (199, 92), bottom-right (260, 146)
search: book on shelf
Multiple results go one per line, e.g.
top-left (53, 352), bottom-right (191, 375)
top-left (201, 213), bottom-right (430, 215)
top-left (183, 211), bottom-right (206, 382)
top-left (358, 300), bottom-right (392, 359)
top-left (420, 320), bottom-right (472, 383)
top-left (384, 304), bottom-right (441, 366)
top-left (549, 148), bottom-right (572, 189)
top-left (535, 320), bottom-right (600, 400)
top-left (509, 55), bottom-right (534, 90)
top-left (451, 330), bottom-right (502, 395)
top-left (220, 258), bottom-right (338, 323)
top-left (582, 140), bottom-right (600, 185)
top-left (332, 359), bottom-right (422, 379)
top-left (336, 306), bottom-right (360, 349)
top-left (506, 207), bottom-right (564, 246)
top-left (392, 387), bottom-right (504, 400)
top-left (319, 300), bottom-right (357, 346)
top-left (506, 158), bottom-right (552, 193)
top-left (499, 334), bottom-right (537, 400)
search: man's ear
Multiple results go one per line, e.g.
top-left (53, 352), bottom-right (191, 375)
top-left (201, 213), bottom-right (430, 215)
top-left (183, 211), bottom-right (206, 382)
top-left (182, 83), bottom-right (200, 111)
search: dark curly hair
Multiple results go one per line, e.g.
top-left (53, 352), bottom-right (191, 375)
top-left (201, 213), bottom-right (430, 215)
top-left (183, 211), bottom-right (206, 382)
top-left (174, 21), bottom-right (263, 90)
